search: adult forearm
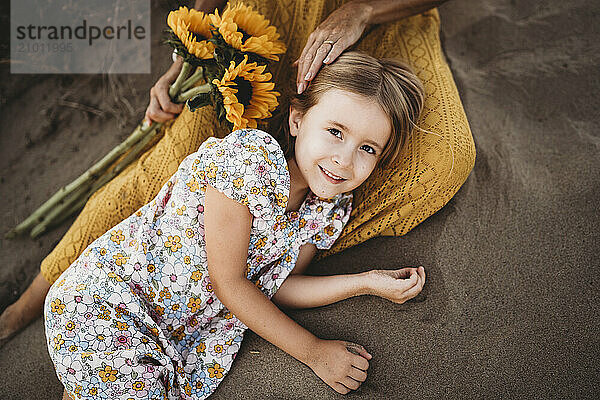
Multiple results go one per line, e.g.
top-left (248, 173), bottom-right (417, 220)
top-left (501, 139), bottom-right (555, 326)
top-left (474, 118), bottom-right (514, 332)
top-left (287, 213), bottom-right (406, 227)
top-left (193, 0), bottom-right (227, 12)
top-left (212, 277), bottom-right (318, 365)
top-left (356, 0), bottom-right (449, 25)
top-left (272, 272), bottom-right (370, 309)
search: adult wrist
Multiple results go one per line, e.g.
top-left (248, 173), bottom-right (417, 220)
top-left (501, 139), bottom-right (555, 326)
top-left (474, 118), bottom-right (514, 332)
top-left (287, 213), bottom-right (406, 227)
top-left (349, 0), bottom-right (374, 25)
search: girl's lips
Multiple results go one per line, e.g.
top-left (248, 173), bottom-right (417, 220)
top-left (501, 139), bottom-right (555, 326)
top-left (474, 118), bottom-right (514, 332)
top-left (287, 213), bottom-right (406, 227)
top-left (319, 166), bottom-right (346, 184)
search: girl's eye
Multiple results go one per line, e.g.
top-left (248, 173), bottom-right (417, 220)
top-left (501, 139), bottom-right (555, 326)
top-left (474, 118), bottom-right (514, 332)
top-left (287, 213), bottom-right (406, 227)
top-left (327, 128), bottom-right (342, 138)
top-left (361, 145), bottom-right (376, 155)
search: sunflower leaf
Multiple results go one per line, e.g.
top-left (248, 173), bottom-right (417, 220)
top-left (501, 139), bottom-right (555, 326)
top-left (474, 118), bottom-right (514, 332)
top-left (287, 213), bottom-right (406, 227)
top-left (187, 93), bottom-right (212, 112)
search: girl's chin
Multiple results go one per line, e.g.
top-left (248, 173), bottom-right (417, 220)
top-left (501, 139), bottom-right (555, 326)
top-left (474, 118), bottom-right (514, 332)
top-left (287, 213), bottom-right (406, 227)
top-left (309, 184), bottom-right (346, 199)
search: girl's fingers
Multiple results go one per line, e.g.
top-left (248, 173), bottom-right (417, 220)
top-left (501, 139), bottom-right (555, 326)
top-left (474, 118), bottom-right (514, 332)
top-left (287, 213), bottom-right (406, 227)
top-left (350, 352), bottom-right (370, 371)
top-left (340, 376), bottom-right (361, 390)
top-left (418, 266), bottom-right (426, 286)
top-left (346, 342), bottom-right (372, 360)
top-left (349, 366), bottom-right (368, 382)
top-left (332, 382), bottom-right (350, 395)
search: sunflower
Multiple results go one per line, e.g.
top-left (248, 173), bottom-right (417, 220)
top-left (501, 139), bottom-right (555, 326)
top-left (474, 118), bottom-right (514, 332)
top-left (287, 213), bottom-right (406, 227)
top-left (212, 56), bottom-right (280, 130)
top-left (210, 4), bottom-right (286, 61)
top-left (167, 6), bottom-right (215, 59)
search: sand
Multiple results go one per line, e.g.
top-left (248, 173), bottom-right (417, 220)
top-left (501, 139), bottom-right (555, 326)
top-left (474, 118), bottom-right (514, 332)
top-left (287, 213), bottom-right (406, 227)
top-left (1, 0), bottom-right (599, 398)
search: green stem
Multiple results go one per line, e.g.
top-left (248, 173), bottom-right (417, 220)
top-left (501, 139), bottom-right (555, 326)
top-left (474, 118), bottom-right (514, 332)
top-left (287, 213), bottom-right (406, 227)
top-left (176, 83), bottom-right (212, 103)
top-left (29, 123), bottom-right (163, 239)
top-left (6, 121), bottom-right (155, 239)
top-left (169, 61), bottom-right (192, 99)
top-left (179, 67), bottom-right (204, 93)
top-left (30, 187), bottom-right (92, 239)
top-left (8, 62), bottom-right (200, 239)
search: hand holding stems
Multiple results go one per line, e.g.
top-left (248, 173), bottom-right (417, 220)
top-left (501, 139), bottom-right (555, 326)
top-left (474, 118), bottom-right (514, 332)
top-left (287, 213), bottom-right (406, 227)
top-left (144, 56), bottom-right (208, 124)
top-left (145, 57), bottom-right (185, 123)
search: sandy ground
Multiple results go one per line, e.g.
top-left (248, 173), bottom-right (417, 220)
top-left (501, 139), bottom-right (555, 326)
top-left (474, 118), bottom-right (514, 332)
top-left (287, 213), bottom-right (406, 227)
top-left (1, 0), bottom-right (599, 398)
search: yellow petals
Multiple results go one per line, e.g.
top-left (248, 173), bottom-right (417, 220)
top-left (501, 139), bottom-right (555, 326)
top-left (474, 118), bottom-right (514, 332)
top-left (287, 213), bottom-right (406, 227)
top-left (211, 4), bottom-right (286, 61)
top-left (167, 6), bottom-right (215, 59)
top-left (213, 56), bottom-right (279, 130)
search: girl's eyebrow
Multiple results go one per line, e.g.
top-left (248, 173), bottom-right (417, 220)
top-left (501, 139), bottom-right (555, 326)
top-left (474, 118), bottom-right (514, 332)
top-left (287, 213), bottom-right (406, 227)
top-left (327, 120), bottom-right (385, 151)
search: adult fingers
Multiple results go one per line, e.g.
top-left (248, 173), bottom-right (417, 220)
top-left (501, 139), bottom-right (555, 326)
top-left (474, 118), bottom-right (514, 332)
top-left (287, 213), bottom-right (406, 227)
top-left (154, 85), bottom-right (184, 115)
top-left (399, 270), bottom-right (419, 289)
top-left (303, 42), bottom-right (334, 83)
top-left (403, 272), bottom-right (425, 300)
top-left (296, 38), bottom-right (323, 93)
top-left (145, 95), bottom-right (175, 123)
top-left (394, 267), bottom-right (418, 279)
top-left (323, 41), bottom-right (345, 64)
top-left (296, 32), bottom-right (318, 86)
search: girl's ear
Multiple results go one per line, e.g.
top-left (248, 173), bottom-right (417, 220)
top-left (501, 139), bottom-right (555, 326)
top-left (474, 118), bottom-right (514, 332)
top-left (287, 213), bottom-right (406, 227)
top-left (288, 105), bottom-right (303, 137)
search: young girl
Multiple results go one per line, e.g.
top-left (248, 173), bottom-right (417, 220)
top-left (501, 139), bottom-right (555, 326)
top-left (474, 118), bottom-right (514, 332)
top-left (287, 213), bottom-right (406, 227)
top-left (45, 51), bottom-right (426, 399)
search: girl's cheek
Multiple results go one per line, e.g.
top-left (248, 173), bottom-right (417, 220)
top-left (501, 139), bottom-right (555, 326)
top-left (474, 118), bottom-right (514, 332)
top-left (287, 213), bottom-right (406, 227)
top-left (358, 158), bottom-right (377, 180)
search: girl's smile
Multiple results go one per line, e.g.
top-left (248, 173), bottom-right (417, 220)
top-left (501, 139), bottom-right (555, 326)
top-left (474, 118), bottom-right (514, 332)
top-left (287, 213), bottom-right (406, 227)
top-left (288, 89), bottom-right (392, 199)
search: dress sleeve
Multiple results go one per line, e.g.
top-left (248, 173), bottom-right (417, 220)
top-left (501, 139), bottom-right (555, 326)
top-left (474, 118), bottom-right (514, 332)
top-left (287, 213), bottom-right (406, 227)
top-left (197, 129), bottom-right (290, 219)
top-left (307, 193), bottom-right (353, 250)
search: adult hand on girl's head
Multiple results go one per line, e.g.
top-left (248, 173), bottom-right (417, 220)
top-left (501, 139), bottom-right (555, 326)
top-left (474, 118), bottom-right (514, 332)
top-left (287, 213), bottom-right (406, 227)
top-left (144, 57), bottom-right (185, 124)
top-left (308, 339), bottom-right (371, 394)
top-left (294, 2), bottom-right (373, 94)
top-left (366, 267), bottom-right (426, 304)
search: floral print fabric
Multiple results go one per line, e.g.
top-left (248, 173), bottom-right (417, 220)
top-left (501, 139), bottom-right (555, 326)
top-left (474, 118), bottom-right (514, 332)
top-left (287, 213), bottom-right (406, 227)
top-left (44, 129), bottom-right (352, 400)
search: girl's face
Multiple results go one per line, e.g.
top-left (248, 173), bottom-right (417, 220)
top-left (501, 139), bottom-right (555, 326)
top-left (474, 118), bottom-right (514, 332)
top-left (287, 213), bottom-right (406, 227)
top-left (289, 89), bottom-right (392, 199)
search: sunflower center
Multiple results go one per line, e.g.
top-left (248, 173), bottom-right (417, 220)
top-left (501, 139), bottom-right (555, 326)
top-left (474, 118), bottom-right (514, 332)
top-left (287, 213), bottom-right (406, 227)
top-left (233, 77), bottom-right (253, 107)
top-left (189, 31), bottom-right (207, 42)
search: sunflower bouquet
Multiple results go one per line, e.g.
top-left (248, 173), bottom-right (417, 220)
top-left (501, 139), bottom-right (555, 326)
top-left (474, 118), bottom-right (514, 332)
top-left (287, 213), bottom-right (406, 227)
top-left (7, 4), bottom-right (286, 239)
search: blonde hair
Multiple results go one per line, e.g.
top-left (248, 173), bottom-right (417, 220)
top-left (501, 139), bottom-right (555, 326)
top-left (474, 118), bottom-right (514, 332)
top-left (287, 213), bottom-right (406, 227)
top-left (275, 51), bottom-right (424, 168)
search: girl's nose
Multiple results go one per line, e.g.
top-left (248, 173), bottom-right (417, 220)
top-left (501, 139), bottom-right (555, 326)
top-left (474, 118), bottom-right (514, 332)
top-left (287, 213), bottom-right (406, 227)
top-left (332, 146), bottom-right (353, 169)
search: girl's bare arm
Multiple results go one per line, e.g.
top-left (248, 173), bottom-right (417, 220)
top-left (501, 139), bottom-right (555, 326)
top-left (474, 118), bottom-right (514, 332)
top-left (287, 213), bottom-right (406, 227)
top-left (272, 243), bottom-right (427, 309)
top-left (271, 243), bottom-right (370, 309)
top-left (205, 185), bottom-right (382, 394)
top-left (204, 185), bottom-right (318, 365)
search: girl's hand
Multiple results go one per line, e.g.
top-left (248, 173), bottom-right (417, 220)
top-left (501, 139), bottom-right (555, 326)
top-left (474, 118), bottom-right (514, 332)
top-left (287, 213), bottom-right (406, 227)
top-left (307, 339), bottom-right (371, 395)
top-left (365, 267), bottom-right (426, 304)
top-left (294, 2), bottom-right (372, 94)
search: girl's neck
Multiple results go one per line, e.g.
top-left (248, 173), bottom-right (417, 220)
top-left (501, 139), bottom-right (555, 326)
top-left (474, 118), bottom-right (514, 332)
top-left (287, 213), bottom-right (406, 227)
top-left (286, 157), bottom-right (309, 213)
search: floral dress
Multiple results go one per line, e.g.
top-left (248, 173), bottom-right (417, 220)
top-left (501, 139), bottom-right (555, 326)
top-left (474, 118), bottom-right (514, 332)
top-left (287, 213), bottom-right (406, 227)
top-left (44, 129), bottom-right (352, 400)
